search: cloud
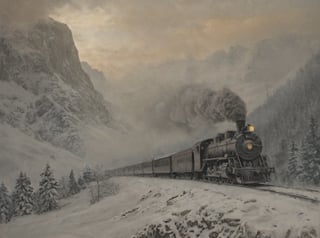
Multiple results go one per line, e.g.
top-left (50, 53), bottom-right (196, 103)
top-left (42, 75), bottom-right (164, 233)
top-left (0, 0), bottom-right (65, 27)
top-left (0, 0), bottom-right (106, 28)
top-left (0, 0), bottom-right (48, 27)
top-left (49, 0), bottom-right (320, 78)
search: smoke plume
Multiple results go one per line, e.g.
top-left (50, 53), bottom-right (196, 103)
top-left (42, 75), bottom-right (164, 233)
top-left (153, 85), bottom-right (246, 130)
top-left (90, 81), bottom-right (247, 166)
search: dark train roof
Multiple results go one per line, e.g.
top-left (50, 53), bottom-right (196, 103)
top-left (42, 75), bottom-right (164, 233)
top-left (193, 138), bottom-right (214, 146)
top-left (153, 153), bottom-right (173, 161)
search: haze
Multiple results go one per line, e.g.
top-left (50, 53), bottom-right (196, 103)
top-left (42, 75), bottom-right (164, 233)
top-left (49, 0), bottom-right (320, 78)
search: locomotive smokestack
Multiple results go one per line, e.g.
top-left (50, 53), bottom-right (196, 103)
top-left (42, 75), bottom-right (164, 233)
top-left (236, 119), bottom-right (245, 132)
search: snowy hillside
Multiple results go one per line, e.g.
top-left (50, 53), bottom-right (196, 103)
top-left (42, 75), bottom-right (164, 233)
top-left (0, 18), bottom-right (113, 157)
top-left (1, 177), bottom-right (319, 238)
top-left (81, 61), bottom-right (109, 95)
top-left (249, 51), bottom-right (320, 180)
top-left (0, 124), bottom-right (85, 188)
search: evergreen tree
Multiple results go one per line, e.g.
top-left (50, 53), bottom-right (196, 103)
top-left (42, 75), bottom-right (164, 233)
top-left (77, 176), bottom-right (86, 190)
top-left (32, 191), bottom-right (41, 213)
top-left (300, 117), bottom-right (320, 185)
top-left (57, 176), bottom-right (69, 199)
top-left (287, 141), bottom-right (299, 182)
top-left (83, 166), bottom-right (94, 183)
top-left (68, 170), bottom-right (80, 195)
top-left (13, 172), bottom-right (34, 216)
top-left (0, 182), bottom-right (13, 223)
top-left (38, 164), bottom-right (59, 213)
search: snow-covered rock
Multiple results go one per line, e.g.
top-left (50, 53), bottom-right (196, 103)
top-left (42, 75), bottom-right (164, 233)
top-left (0, 18), bottom-right (113, 156)
top-left (81, 61), bottom-right (109, 95)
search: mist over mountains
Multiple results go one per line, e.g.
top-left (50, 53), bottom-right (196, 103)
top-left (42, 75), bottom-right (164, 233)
top-left (108, 33), bottom-right (319, 115)
top-left (78, 33), bottom-right (320, 170)
top-left (93, 33), bottom-right (319, 151)
top-left (0, 15), bottom-right (319, 185)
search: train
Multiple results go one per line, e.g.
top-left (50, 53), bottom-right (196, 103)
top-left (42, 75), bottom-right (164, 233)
top-left (108, 120), bottom-right (274, 185)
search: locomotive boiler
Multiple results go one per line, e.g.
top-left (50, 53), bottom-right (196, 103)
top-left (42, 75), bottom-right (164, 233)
top-left (203, 120), bottom-right (273, 184)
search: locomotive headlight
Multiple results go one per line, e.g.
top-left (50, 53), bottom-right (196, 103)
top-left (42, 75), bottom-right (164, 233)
top-left (248, 124), bottom-right (255, 133)
top-left (247, 143), bottom-right (253, 150)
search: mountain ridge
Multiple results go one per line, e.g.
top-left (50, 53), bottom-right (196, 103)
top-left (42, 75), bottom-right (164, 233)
top-left (0, 18), bottom-right (113, 156)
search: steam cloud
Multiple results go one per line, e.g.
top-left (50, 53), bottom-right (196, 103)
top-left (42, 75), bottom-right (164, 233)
top-left (94, 83), bottom-right (247, 166)
top-left (167, 85), bottom-right (246, 129)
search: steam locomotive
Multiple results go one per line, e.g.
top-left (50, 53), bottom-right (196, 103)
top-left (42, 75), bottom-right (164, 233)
top-left (109, 120), bottom-right (274, 185)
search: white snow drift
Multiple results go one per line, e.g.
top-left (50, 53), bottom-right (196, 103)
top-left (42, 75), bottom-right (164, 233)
top-left (0, 177), bottom-right (319, 238)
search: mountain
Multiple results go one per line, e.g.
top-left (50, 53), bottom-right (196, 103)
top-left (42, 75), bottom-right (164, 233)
top-left (81, 61), bottom-right (107, 84)
top-left (81, 61), bottom-right (109, 96)
top-left (0, 18), bottom-right (113, 157)
top-left (249, 51), bottom-right (320, 174)
top-left (0, 18), bottom-right (119, 184)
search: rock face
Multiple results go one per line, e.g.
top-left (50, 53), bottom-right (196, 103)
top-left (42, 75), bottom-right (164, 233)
top-left (81, 61), bottom-right (107, 86)
top-left (0, 18), bottom-right (112, 156)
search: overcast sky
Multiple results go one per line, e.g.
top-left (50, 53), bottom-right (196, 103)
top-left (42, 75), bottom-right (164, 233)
top-left (48, 0), bottom-right (320, 78)
top-left (1, 0), bottom-right (320, 164)
top-left (1, 0), bottom-right (319, 78)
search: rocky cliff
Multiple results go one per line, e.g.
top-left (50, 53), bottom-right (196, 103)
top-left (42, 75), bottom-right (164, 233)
top-left (0, 18), bottom-right (112, 156)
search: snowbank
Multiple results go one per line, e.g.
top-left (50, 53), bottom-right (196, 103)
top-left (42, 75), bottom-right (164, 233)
top-left (0, 177), bottom-right (319, 238)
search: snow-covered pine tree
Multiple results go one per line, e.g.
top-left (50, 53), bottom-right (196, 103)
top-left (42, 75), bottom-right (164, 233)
top-left (296, 141), bottom-right (305, 182)
top-left (300, 117), bottom-right (320, 185)
top-left (77, 176), bottom-right (86, 190)
top-left (83, 166), bottom-right (94, 183)
top-left (38, 164), bottom-right (59, 213)
top-left (57, 176), bottom-right (69, 199)
top-left (68, 170), bottom-right (80, 195)
top-left (287, 141), bottom-right (299, 183)
top-left (0, 182), bottom-right (13, 223)
top-left (13, 172), bottom-right (34, 216)
top-left (32, 190), bottom-right (41, 213)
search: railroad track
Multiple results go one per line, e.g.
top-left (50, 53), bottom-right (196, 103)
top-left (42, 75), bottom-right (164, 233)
top-left (167, 176), bottom-right (320, 204)
top-left (117, 175), bottom-right (320, 204)
top-left (267, 184), bottom-right (320, 194)
top-left (248, 185), bottom-right (320, 204)
top-left (205, 180), bottom-right (320, 204)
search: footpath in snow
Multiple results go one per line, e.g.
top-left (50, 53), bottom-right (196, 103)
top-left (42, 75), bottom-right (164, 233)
top-left (0, 177), bottom-right (319, 238)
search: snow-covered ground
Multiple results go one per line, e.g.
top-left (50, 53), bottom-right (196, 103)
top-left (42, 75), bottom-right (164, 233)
top-left (0, 124), bottom-right (86, 187)
top-left (1, 177), bottom-right (319, 238)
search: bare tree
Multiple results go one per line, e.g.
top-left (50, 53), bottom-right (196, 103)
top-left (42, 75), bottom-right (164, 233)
top-left (90, 165), bottom-right (104, 203)
top-left (89, 165), bottom-right (118, 204)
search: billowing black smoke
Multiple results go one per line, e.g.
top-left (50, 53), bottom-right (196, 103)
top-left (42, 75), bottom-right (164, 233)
top-left (162, 85), bottom-right (246, 129)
